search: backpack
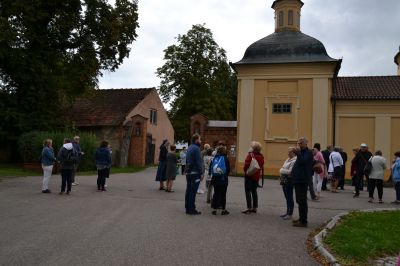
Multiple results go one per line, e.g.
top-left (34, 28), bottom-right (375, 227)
top-left (211, 156), bottom-right (226, 178)
top-left (66, 148), bottom-right (78, 164)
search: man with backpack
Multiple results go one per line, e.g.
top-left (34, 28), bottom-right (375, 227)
top-left (185, 133), bottom-right (203, 215)
top-left (57, 138), bottom-right (78, 195)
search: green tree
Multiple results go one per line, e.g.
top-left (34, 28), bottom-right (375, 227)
top-left (0, 0), bottom-right (139, 140)
top-left (156, 24), bottom-right (237, 141)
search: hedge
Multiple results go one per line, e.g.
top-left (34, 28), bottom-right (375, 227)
top-left (18, 131), bottom-right (98, 171)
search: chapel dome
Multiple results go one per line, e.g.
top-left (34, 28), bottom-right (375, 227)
top-left (236, 31), bottom-right (337, 65)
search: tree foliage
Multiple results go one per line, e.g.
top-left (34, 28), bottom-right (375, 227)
top-left (0, 0), bottom-right (139, 140)
top-left (156, 24), bottom-right (237, 141)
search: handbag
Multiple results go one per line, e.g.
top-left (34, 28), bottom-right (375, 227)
top-left (313, 161), bottom-right (323, 174)
top-left (246, 153), bottom-right (260, 176)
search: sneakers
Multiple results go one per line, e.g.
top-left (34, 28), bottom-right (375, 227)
top-left (282, 215), bottom-right (292, 220)
top-left (42, 189), bottom-right (51, 193)
top-left (197, 189), bottom-right (204, 194)
top-left (368, 198), bottom-right (374, 203)
top-left (353, 193), bottom-right (360, 198)
top-left (72, 182), bottom-right (78, 186)
top-left (390, 200), bottom-right (400, 204)
top-left (242, 209), bottom-right (251, 214)
top-left (211, 210), bottom-right (217, 215)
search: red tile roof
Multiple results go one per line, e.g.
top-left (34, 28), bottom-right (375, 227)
top-left (334, 76), bottom-right (400, 100)
top-left (72, 88), bottom-right (153, 127)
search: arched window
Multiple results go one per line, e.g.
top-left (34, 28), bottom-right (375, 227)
top-left (279, 11), bottom-right (284, 27)
top-left (288, 10), bottom-right (293, 25)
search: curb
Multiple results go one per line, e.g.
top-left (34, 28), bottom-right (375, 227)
top-left (312, 208), bottom-right (399, 266)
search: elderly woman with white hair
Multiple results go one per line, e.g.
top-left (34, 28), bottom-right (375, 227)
top-left (242, 141), bottom-right (264, 214)
top-left (279, 147), bottom-right (297, 220)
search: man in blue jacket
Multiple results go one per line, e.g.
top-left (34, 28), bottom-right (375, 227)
top-left (291, 137), bottom-right (314, 227)
top-left (185, 133), bottom-right (203, 215)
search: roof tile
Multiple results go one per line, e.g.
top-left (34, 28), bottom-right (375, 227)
top-left (72, 88), bottom-right (153, 127)
top-left (334, 76), bottom-right (400, 100)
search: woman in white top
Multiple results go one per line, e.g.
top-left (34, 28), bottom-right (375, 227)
top-left (279, 147), bottom-right (297, 220)
top-left (203, 148), bottom-right (214, 203)
top-left (368, 150), bottom-right (387, 203)
top-left (328, 147), bottom-right (344, 193)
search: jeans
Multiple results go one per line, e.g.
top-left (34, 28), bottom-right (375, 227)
top-left (206, 180), bottom-right (213, 203)
top-left (212, 183), bottom-right (228, 210)
top-left (181, 165), bottom-right (186, 175)
top-left (308, 178), bottom-right (316, 199)
top-left (294, 183), bottom-right (308, 224)
top-left (42, 165), bottom-right (53, 191)
top-left (354, 172), bottom-right (364, 194)
top-left (395, 182), bottom-right (400, 201)
top-left (282, 181), bottom-right (294, 215)
top-left (97, 168), bottom-right (108, 189)
top-left (244, 176), bottom-right (258, 209)
top-left (185, 174), bottom-right (200, 213)
top-left (61, 169), bottom-right (73, 192)
top-left (368, 179), bottom-right (383, 199)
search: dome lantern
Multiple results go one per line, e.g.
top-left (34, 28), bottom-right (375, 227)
top-left (272, 0), bottom-right (304, 32)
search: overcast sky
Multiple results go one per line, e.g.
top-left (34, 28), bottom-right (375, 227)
top-left (99, 0), bottom-right (400, 89)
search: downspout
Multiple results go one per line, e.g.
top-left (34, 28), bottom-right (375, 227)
top-left (332, 59), bottom-right (342, 147)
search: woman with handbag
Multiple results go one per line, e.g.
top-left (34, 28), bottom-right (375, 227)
top-left (279, 147), bottom-right (297, 220)
top-left (312, 144), bottom-right (326, 199)
top-left (242, 141), bottom-right (264, 214)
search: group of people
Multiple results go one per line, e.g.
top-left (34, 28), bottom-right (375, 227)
top-left (157, 133), bottom-right (400, 228)
top-left (40, 136), bottom-right (112, 194)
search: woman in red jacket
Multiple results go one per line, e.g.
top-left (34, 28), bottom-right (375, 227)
top-left (242, 141), bottom-right (265, 214)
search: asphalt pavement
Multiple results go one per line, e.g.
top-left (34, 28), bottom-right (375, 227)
top-left (0, 168), bottom-right (398, 266)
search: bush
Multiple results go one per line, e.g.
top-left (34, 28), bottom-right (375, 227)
top-left (18, 131), bottom-right (97, 171)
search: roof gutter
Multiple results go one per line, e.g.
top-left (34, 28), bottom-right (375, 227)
top-left (332, 59), bottom-right (342, 147)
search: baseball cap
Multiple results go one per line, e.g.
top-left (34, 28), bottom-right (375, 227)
top-left (360, 143), bottom-right (368, 148)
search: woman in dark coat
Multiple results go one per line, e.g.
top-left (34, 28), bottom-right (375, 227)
top-left (95, 140), bottom-right (112, 191)
top-left (165, 144), bottom-right (177, 192)
top-left (155, 139), bottom-right (169, 190)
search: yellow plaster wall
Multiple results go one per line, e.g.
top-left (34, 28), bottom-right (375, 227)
top-left (235, 62), bottom-right (337, 175)
top-left (336, 100), bottom-right (400, 180)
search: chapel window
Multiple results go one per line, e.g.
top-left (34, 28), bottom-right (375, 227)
top-left (288, 10), bottom-right (293, 25)
top-left (272, 103), bottom-right (292, 114)
top-left (150, 109), bottom-right (157, 125)
top-left (279, 11), bottom-right (284, 27)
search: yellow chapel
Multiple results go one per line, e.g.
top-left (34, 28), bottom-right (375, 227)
top-left (232, 0), bottom-right (400, 178)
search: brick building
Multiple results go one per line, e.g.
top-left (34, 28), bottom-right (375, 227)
top-left (190, 114), bottom-right (237, 173)
top-left (71, 88), bottom-right (174, 167)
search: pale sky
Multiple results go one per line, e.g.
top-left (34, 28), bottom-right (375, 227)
top-left (99, 0), bottom-right (400, 89)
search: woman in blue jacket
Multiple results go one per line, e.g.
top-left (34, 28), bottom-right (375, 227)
top-left (95, 140), bottom-right (112, 191)
top-left (210, 145), bottom-right (231, 215)
top-left (391, 151), bottom-right (400, 204)
top-left (41, 139), bottom-right (57, 193)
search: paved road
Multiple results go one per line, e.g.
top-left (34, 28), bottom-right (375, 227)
top-left (0, 168), bottom-right (398, 266)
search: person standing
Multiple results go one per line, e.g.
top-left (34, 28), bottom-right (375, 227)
top-left (95, 140), bottom-right (112, 191)
top-left (203, 148), bottom-right (214, 203)
top-left (279, 147), bottom-right (297, 220)
top-left (155, 139), bottom-right (169, 190)
top-left (185, 134), bottom-right (203, 215)
top-left (291, 138), bottom-right (313, 227)
top-left (41, 139), bottom-right (57, 193)
top-left (71, 136), bottom-right (84, 186)
top-left (338, 148), bottom-right (348, 190)
top-left (353, 143), bottom-right (373, 197)
top-left (321, 145), bottom-right (332, 190)
top-left (197, 144), bottom-right (210, 194)
top-left (210, 145), bottom-right (231, 215)
top-left (180, 147), bottom-right (187, 175)
top-left (165, 144), bottom-right (177, 192)
top-left (242, 141), bottom-right (264, 214)
top-left (391, 151), bottom-right (400, 204)
top-left (350, 148), bottom-right (359, 193)
top-left (328, 147), bottom-right (344, 193)
top-left (57, 138), bottom-right (78, 195)
top-left (312, 144), bottom-right (326, 199)
top-left (368, 150), bottom-right (387, 203)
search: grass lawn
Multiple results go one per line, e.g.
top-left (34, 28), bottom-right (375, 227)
top-left (324, 210), bottom-right (400, 265)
